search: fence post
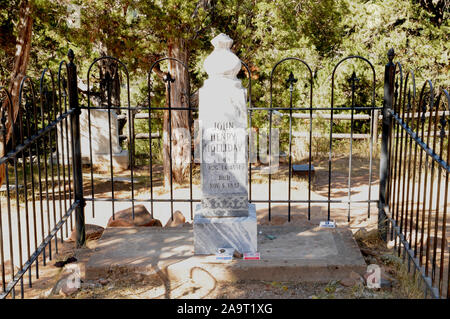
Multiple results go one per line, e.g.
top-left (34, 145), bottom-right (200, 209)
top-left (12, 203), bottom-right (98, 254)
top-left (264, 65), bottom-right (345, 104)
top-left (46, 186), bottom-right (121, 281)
top-left (378, 48), bottom-right (395, 241)
top-left (67, 49), bottom-right (85, 248)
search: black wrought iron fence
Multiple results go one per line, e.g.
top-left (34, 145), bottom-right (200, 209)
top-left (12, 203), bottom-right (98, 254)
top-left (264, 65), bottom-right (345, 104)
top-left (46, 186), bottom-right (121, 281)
top-left (378, 49), bottom-right (450, 298)
top-left (0, 50), bottom-right (84, 298)
top-left (0, 48), bottom-right (447, 299)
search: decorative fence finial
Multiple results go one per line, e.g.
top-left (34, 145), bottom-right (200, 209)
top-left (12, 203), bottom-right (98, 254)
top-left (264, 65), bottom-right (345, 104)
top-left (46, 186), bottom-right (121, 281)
top-left (68, 49), bottom-right (75, 63)
top-left (387, 48), bottom-right (395, 62)
top-left (286, 72), bottom-right (298, 91)
top-left (163, 72), bottom-right (175, 83)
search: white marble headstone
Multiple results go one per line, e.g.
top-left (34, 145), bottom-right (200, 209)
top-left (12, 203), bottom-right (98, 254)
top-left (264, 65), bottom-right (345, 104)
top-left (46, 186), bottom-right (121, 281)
top-left (198, 33), bottom-right (248, 218)
top-left (56, 109), bottom-right (129, 170)
top-left (194, 33), bottom-right (257, 254)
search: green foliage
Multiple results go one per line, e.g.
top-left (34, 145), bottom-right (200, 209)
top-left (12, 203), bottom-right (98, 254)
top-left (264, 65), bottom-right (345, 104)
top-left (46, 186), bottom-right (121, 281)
top-left (300, 0), bottom-right (349, 57)
top-left (0, 0), bottom-right (20, 80)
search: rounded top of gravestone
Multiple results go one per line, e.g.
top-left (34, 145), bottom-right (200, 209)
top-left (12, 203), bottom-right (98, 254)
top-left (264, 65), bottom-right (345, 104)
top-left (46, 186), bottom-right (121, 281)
top-left (204, 33), bottom-right (241, 79)
top-left (211, 33), bottom-right (233, 49)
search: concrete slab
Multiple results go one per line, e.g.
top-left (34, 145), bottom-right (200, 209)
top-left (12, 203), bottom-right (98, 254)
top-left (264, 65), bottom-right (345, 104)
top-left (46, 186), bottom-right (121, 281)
top-left (85, 225), bottom-right (367, 285)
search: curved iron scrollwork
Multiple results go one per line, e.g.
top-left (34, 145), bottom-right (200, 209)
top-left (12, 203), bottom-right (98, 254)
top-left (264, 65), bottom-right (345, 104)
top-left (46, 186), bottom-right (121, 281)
top-left (266, 57), bottom-right (313, 221)
top-left (330, 56), bottom-right (377, 221)
top-left (85, 56), bottom-right (132, 220)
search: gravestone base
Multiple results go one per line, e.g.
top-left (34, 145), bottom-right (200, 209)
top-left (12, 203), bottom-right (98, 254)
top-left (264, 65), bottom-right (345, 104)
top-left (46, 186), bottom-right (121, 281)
top-left (89, 151), bottom-right (129, 171)
top-left (51, 150), bottom-right (129, 171)
top-left (194, 204), bottom-right (257, 254)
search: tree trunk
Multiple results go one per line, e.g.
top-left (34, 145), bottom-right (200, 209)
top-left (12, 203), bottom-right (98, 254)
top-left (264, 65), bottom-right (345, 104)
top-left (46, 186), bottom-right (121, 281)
top-left (163, 37), bottom-right (191, 186)
top-left (0, 0), bottom-right (33, 186)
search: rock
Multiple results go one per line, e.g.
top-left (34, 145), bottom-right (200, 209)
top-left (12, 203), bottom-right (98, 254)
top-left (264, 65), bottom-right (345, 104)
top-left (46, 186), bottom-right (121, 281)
top-left (98, 278), bottom-right (109, 286)
top-left (69, 224), bottom-right (105, 242)
top-left (387, 240), bottom-right (395, 249)
top-left (106, 205), bottom-right (162, 227)
top-left (164, 210), bottom-right (186, 227)
top-left (107, 219), bottom-right (134, 227)
top-left (340, 272), bottom-right (363, 288)
top-left (61, 283), bottom-right (79, 297)
top-left (147, 219), bottom-right (163, 227)
top-left (340, 277), bottom-right (356, 287)
top-left (349, 270), bottom-right (364, 285)
top-left (51, 277), bottom-right (68, 296)
top-left (360, 248), bottom-right (377, 257)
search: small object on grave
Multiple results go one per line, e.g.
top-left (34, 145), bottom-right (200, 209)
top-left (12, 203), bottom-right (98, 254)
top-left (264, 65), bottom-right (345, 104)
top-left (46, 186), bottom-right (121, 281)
top-left (292, 164), bottom-right (315, 178)
top-left (233, 249), bottom-right (243, 259)
top-left (319, 220), bottom-right (336, 228)
top-left (210, 247), bottom-right (234, 262)
top-left (243, 252), bottom-right (260, 260)
top-left (217, 247), bottom-right (235, 255)
top-left (264, 234), bottom-right (277, 240)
